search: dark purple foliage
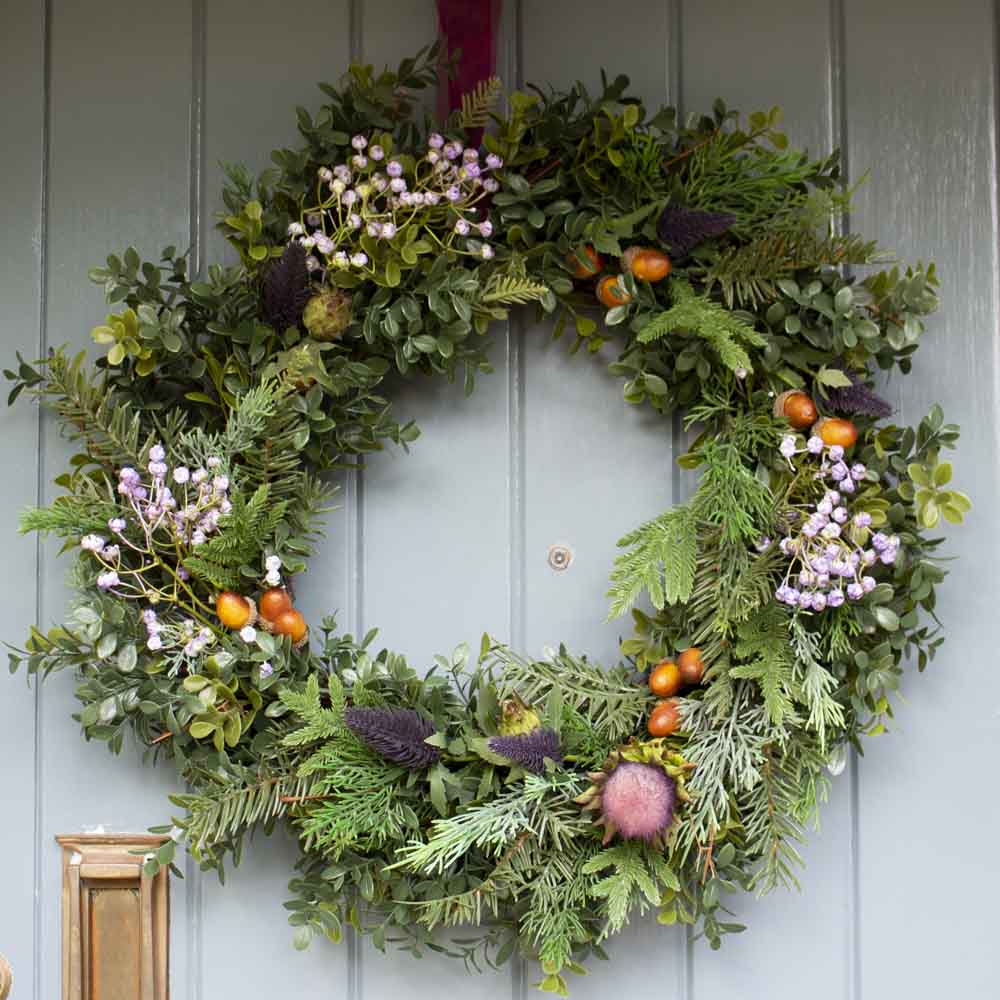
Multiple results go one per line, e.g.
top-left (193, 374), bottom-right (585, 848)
top-left (344, 706), bottom-right (440, 770)
top-left (825, 369), bottom-right (893, 419)
top-left (488, 728), bottom-right (564, 774)
top-left (263, 242), bottom-right (312, 333)
top-left (656, 205), bottom-right (736, 258)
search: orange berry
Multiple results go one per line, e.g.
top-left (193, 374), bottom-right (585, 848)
top-left (648, 660), bottom-right (682, 698)
top-left (774, 390), bottom-right (818, 431)
top-left (259, 587), bottom-right (293, 622)
top-left (216, 591), bottom-right (252, 630)
top-left (272, 608), bottom-right (308, 643)
top-left (677, 650), bottom-right (705, 686)
top-left (566, 244), bottom-right (604, 279)
top-left (648, 699), bottom-right (682, 737)
top-left (596, 274), bottom-right (632, 309)
top-left (814, 416), bottom-right (859, 449)
top-left (623, 247), bottom-right (672, 283)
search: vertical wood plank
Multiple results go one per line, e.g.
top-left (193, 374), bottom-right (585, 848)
top-left (198, 3), bottom-right (353, 997)
top-left (357, 5), bottom-right (514, 998)
top-left (844, 2), bottom-right (1000, 996)
top-left (681, 6), bottom-right (856, 999)
top-left (39, 3), bottom-right (194, 997)
top-left (519, 4), bottom-right (681, 999)
top-left (0, 3), bottom-right (45, 995)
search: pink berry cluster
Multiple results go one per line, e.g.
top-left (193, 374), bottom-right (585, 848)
top-left (79, 444), bottom-right (232, 640)
top-left (774, 434), bottom-right (900, 612)
top-left (289, 132), bottom-right (503, 275)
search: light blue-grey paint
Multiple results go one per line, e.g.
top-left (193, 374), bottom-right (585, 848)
top-left (1, 1), bottom-right (998, 997)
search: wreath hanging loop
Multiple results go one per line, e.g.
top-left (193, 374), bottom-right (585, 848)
top-left (7, 48), bottom-right (969, 994)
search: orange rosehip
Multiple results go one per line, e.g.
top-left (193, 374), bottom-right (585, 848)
top-left (623, 247), bottom-right (672, 283)
top-left (216, 591), bottom-right (252, 630)
top-left (566, 244), bottom-right (604, 279)
top-left (814, 416), bottom-right (859, 449)
top-left (648, 699), bottom-right (682, 737)
top-left (677, 647), bottom-right (705, 686)
top-left (649, 660), bottom-right (683, 698)
top-left (272, 608), bottom-right (308, 643)
top-left (596, 274), bottom-right (632, 308)
top-left (259, 587), bottom-right (293, 622)
top-left (774, 390), bottom-right (818, 431)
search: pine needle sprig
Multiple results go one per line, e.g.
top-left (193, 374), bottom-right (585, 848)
top-left (700, 230), bottom-right (881, 309)
top-left (171, 761), bottom-right (315, 862)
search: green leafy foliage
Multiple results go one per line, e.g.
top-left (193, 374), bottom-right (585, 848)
top-left (3, 58), bottom-right (970, 995)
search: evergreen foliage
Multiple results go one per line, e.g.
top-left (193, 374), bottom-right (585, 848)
top-left (3, 56), bottom-right (968, 995)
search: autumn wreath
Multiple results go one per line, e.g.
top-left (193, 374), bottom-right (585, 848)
top-left (6, 47), bottom-right (969, 995)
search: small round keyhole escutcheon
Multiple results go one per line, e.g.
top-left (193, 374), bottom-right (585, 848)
top-left (548, 544), bottom-right (573, 572)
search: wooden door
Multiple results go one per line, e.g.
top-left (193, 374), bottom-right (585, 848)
top-left (2, 2), bottom-right (997, 997)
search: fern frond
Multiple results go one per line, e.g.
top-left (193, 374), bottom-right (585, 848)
top-left (607, 504), bottom-right (697, 618)
top-left (182, 483), bottom-right (288, 590)
top-left (582, 843), bottom-right (679, 938)
top-left (637, 278), bottom-right (765, 373)
top-left (479, 273), bottom-right (550, 307)
top-left (456, 76), bottom-right (503, 129)
top-left (280, 673), bottom-right (346, 747)
top-left (729, 605), bottom-right (799, 728)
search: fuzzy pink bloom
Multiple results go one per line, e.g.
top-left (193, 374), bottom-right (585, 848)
top-left (601, 761), bottom-right (676, 841)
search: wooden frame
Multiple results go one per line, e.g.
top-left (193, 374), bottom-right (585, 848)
top-left (56, 834), bottom-right (170, 1000)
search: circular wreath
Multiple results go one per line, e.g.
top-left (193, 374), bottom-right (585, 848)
top-left (8, 50), bottom-right (970, 994)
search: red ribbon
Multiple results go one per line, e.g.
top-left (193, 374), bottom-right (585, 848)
top-left (435, 0), bottom-right (504, 126)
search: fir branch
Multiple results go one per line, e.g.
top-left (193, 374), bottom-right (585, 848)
top-left (678, 685), bottom-right (770, 853)
top-left (691, 442), bottom-right (774, 546)
top-left (23, 348), bottom-right (170, 470)
top-left (636, 278), bottom-right (765, 373)
top-left (520, 844), bottom-right (601, 975)
top-left (172, 763), bottom-right (314, 859)
top-left (607, 504), bottom-right (697, 618)
top-left (701, 230), bottom-right (881, 309)
top-left (19, 490), bottom-right (120, 539)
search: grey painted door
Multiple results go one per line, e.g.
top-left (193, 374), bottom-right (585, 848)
top-left (2, 1), bottom-right (998, 997)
